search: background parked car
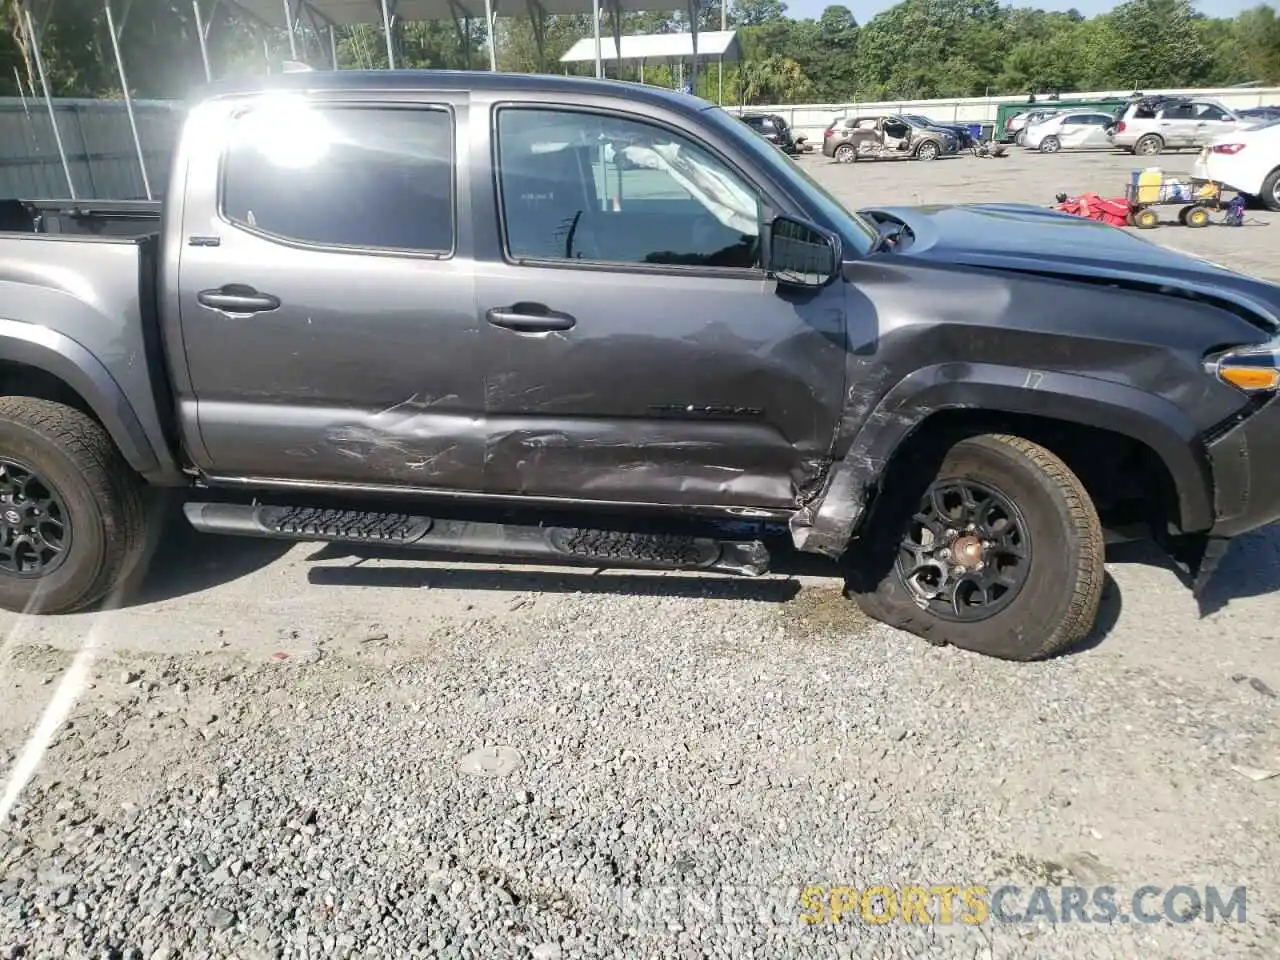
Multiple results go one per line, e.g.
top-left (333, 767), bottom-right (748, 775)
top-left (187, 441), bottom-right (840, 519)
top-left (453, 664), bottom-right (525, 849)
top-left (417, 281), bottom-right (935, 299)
top-left (994, 96), bottom-right (1127, 142)
top-left (1239, 106), bottom-right (1280, 123)
top-left (900, 114), bottom-right (975, 148)
top-left (1006, 109), bottom-right (1062, 146)
top-left (1194, 116), bottom-right (1280, 210)
top-left (1023, 111), bottom-right (1117, 153)
top-left (1109, 96), bottom-right (1241, 155)
top-left (739, 113), bottom-right (800, 154)
top-left (822, 115), bottom-right (957, 162)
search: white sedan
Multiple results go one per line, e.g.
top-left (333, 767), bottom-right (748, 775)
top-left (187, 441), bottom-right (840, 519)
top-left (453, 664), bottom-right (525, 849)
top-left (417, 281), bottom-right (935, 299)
top-left (1023, 111), bottom-right (1116, 153)
top-left (1193, 117), bottom-right (1280, 210)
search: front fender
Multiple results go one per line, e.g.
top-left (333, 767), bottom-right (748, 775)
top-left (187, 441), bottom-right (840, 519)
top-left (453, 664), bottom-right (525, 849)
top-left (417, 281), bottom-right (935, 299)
top-left (0, 318), bottom-right (160, 476)
top-left (790, 362), bottom-right (1214, 557)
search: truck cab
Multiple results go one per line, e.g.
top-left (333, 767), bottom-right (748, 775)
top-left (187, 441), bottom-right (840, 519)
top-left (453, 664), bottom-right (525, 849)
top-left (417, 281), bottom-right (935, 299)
top-left (3, 71), bottom-right (1280, 664)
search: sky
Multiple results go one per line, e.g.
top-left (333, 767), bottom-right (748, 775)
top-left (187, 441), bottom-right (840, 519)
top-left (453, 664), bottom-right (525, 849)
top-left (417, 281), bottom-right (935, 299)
top-left (783, 0), bottom-right (1257, 21)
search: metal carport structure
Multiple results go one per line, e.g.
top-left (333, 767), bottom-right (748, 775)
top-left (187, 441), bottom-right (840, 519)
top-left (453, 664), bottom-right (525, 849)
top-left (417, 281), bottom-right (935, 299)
top-left (218, 0), bottom-right (706, 80)
top-left (559, 29), bottom-right (738, 102)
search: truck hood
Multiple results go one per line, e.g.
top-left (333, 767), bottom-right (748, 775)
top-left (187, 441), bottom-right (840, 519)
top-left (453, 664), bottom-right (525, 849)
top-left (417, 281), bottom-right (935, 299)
top-left (861, 202), bottom-right (1280, 330)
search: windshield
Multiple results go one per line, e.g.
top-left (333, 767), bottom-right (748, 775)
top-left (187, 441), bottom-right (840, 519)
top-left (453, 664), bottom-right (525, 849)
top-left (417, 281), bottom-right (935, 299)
top-left (701, 105), bottom-right (878, 257)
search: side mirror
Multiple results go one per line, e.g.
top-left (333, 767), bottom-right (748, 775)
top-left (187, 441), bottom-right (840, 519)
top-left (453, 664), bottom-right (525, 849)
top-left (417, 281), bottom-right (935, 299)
top-left (767, 215), bottom-right (840, 288)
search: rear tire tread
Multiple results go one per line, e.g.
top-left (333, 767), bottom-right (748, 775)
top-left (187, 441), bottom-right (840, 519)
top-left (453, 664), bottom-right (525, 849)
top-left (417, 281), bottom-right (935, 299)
top-left (0, 397), bottom-right (146, 613)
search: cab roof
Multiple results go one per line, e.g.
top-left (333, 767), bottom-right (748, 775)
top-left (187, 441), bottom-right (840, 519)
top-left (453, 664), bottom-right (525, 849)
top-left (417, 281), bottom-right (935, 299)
top-left (192, 68), bottom-right (719, 115)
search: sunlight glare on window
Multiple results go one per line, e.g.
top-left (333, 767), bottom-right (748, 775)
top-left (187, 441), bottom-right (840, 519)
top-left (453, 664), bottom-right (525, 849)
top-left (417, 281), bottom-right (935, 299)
top-left (234, 94), bottom-right (334, 169)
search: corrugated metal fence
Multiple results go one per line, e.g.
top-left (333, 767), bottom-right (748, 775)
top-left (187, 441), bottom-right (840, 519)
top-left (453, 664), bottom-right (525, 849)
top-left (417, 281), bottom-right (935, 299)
top-left (0, 97), bottom-right (183, 201)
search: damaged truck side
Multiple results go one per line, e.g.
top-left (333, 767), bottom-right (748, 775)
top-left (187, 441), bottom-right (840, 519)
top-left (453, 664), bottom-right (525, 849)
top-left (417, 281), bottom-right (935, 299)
top-left (3, 71), bottom-right (1280, 661)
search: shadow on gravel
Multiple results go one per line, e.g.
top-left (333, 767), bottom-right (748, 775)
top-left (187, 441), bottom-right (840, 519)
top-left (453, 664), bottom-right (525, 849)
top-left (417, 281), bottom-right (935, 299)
top-left (121, 495), bottom-right (292, 606)
top-left (302, 540), bottom-right (825, 602)
top-left (1104, 524), bottom-right (1280, 618)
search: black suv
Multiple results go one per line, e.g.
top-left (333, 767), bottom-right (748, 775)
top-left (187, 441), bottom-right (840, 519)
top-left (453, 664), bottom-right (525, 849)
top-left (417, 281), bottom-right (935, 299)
top-left (739, 112), bottom-right (799, 154)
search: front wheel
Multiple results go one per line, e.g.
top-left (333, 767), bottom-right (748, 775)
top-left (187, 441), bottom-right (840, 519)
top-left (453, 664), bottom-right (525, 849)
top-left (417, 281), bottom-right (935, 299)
top-left (0, 398), bottom-right (148, 613)
top-left (846, 433), bottom-right (1104, 661)
top-left (916, 141), bottom-right (939, 161)
top-left (1038, 136), bottom-right (1061, 153)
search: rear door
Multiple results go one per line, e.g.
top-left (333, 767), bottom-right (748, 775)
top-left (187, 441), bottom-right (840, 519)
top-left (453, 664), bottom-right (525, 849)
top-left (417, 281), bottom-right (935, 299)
top-left (1065, 113), bottom-right (1113, 149)
top-left (1158, 102), bottom-right (1201, 147)
top-left (174, 92), bottom-right (484, 490)
top-left (470, 101), bottom-right (847, 510)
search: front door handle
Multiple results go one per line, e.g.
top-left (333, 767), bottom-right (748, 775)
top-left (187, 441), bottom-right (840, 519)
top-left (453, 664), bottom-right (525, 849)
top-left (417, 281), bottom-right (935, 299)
top-left (197, 285), bottom-right (281, 315)
top-left (486, 303), bottom-right (576, 333)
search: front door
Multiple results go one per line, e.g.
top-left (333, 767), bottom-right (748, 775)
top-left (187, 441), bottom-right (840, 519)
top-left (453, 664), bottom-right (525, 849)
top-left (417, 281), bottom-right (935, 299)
top-left (175, 94), bottom-right (485, 491)
top-left (472, 103), bottom-right (847, 510)
top-left (1189, 101), bottom-right (1236, 146)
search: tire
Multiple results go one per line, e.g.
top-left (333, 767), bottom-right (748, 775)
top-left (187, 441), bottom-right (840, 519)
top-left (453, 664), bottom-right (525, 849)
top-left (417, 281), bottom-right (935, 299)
top-left (846, 433), bottom-right (1105, 661)
top-left (1132, 208), bottom-right (1159, 229)
top-left (1038, 136), bottom-right (1061, 154)
top-left (1261, 167), bottom-right (1280, 212)
top-left (1134, 134), bottom-right (1163, 156)
top-left (916, 141), bottom-right (939, 161)
top-left (1182, 205), bottom-right (1211, 228)
top-left (0, 397), bottom-right (147, 614)
top-left (833, 144), bottom-right (856, 164)
top-left (1015, 130), bottom-right (1027, 147)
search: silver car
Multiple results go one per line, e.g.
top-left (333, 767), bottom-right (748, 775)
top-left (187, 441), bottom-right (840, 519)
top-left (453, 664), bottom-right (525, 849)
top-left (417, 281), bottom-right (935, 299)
top-left (1006, 109), bottom-right (1062, 146)
top-left (1108, 97), bottom-right (1241, 156)
top-left (1023, 111), bottom-right (1116, 152)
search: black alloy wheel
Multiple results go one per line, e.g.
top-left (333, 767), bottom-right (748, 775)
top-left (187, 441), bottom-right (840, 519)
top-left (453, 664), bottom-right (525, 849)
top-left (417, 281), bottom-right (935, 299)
top-left (896, 478), bottom-right (1030, 622)
top-left (0, 457), bottom-right (70, 578)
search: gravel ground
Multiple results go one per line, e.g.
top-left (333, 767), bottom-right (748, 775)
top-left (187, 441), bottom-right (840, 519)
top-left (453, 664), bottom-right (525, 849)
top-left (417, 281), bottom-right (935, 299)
top-left (2, 147), bottom-right (1280, 960)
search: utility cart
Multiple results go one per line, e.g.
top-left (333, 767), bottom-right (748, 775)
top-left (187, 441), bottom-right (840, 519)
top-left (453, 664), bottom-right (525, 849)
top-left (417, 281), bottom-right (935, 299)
top-left (1125, 172), bottom-right (1226, 229)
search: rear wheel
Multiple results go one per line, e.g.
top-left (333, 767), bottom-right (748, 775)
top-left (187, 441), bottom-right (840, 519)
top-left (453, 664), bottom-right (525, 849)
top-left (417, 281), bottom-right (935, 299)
top-left (833, 144), bottom-right (856, 164)
top-left (0, 398), bottom-right (147, 613)
top-left (916, 141), bottom-right (940, 161)
top-left (846, 433), bottom-right (1105, 661)
top-left (1134, 134), bottom-right (1164, 156)
top-left (1260, 167), bottom-right (1280, 212)
top-left (1038, 136), bottom-right (1061, 153)
top-left (1181, 205), bottom-right (1211, 228)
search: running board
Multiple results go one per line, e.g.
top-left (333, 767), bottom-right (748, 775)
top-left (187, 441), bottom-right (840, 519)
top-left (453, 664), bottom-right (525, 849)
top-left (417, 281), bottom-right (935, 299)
top-left (182, 503), bottom-right (771, 576)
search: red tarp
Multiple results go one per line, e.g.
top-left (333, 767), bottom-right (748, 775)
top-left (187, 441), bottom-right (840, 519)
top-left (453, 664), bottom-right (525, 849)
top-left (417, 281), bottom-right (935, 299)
top-left (1053, 193), bottom-right (1131, 227)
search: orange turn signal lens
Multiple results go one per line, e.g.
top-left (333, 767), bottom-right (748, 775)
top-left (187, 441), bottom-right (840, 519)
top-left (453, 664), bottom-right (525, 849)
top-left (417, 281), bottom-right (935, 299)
top-left (1217, 363), bottom-right (1280, 392)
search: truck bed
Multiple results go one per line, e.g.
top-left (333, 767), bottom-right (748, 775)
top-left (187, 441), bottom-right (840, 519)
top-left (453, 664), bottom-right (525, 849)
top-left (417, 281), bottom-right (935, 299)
top-left (0, 198), bottom-right (163, 238)
top-left (0, 229), bottom-right (179, 482)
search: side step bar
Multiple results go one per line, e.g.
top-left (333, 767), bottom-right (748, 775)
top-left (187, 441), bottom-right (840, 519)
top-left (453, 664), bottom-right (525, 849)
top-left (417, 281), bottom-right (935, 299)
top-left (182, 503), bottom-right (771, 576)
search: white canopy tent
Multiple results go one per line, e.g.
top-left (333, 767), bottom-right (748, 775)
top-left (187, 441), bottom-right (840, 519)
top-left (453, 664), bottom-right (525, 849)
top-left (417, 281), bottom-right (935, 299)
top-left (560, 29), bottom-right (738, 100)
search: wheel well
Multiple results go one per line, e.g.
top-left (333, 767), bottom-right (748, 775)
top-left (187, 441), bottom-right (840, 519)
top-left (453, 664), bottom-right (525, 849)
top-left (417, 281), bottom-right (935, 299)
top-left (0, 361), bottom-right (99, 424)
top-left (886, 409), bottom-right (1182, 537)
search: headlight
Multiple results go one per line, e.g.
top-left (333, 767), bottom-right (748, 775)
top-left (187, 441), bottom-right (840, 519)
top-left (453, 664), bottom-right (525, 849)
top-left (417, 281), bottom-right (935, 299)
top-left (1206, 343), bottom-right (1280, 392)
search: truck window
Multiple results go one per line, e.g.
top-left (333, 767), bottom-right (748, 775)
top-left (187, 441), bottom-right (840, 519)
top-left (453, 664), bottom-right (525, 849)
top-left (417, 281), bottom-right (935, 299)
top-left (495, 107), bottom-right (761, 269)
top-left (220, 102), bottom-right (454, 254)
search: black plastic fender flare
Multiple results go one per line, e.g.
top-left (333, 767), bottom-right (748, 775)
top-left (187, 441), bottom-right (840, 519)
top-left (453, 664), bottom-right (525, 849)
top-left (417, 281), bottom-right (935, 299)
top-left (0, 318), bottom-right (161, 476)
top-left (789, 362), bottom-right (1213, 557)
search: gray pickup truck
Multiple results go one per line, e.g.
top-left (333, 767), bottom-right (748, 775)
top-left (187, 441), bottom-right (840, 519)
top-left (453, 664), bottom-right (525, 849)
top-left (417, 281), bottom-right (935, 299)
top-left (3, 70), bottom-right (1280, 662)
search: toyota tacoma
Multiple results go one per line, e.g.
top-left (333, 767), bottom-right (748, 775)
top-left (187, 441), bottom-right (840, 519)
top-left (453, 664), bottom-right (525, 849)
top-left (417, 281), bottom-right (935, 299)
top-left (1, 70), bottom-right (1279, 661)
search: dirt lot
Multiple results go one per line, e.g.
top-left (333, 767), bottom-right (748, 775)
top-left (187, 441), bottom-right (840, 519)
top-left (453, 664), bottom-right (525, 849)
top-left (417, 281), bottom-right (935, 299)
top-left (2, 148), bottom-right (1280, 960)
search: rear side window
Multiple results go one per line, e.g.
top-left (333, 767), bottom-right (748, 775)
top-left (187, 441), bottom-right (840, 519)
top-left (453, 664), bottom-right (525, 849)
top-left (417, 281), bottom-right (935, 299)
top-left (221, 103), bottom-right (454, 254)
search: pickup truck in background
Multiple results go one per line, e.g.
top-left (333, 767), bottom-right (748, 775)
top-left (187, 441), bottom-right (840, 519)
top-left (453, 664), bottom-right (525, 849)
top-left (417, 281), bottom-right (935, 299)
top-left (3, 71), bottom-right (1280, 662)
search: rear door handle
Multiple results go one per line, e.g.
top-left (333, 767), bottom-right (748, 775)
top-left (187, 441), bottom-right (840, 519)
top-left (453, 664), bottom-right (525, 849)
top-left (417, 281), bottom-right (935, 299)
top-left (197, 285), bottom-right (281, 315)
top-left (486, 303), bottom-right (576, 333)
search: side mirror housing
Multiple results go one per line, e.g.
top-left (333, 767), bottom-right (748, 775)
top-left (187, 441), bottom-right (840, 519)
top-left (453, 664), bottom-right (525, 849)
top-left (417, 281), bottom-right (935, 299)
top-left (766, 215), bottom-right (840, 288)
